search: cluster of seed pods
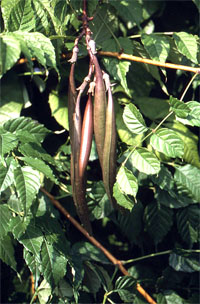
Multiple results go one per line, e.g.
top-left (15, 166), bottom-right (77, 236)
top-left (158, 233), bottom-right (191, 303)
top-left (68, 33), bottom-right (117, 235)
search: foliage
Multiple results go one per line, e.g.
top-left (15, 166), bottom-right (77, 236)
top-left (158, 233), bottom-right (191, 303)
top-left (0, 0), bottom-right (200, 303)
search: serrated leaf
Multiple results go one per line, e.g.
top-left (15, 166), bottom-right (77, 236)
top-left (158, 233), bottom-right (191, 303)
top-left (0, 235), bottom-right (17, 272)
top-left (48, 91), bottom-right (68, 130)
top-left (176, 205), bottom-right (200, 245)
top-left (142, 34), bottom-right (170, 63)
top-left (37, 280), bottom-right (52, 304)
top-left (169, 252), bottom-right (200, 273)
top-left (113, 182), bottom-right (134, 211)
top-left (115, 276), bottom-right (136, 303)
top-left (174, 165), bottom-right (200, 202)
top-left (0, 35), bottom-right (21, 77)
top-left (9, 216), bottom-right (30, 239)
top-left (150, 128), bottom-right (184, 158)
top-left (3, 117), bottom-right (50, 143)
top-left (19, 157), bottom-right (57, 183)
top-left (116, 166), bottom-right (138, 198)
top-left (23, 248), bottom-right (41, 287)
top-left (18, 142), bottom-right (56, 165)
top-left (0, 71), bottom-right (25, 124)
top-left (14, 166), bottom-right (41, 215)
top-left (41, 239), bottom-right (67, 287)
top-left (169, 96), bottom-right (190, 118)
top-left (178, 101), bottom-right (200, 127)
top-left (144, 201), bottom-right (173, 245)
top-left (0, 133), bottom-right (18, 156)
top-left (173, 32), bottom-right (198, 63)
top-left (123, 104), bottom-right (148, 134)
top-left (0, 160), bottom-right (16, 192)
top-left (131, 147), bottom-right (160, 175)
top-left (0, 205), bottom-right (12, 239)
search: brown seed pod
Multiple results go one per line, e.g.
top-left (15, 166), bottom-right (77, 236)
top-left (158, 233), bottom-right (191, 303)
top-left (79, 93), bottom-right (93, 179)
top-left (93, 55), bottom-right (107, 169)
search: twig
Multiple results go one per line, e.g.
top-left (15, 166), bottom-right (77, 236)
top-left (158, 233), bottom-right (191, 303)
top-left (40, 186), bottom-right (157, 304)
top-left (98, 51), bottom-right (200, 74)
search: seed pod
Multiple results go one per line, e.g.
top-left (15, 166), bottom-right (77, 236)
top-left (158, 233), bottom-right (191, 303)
top-left (72, 93), bottom-right (93, 235)
top-left (102, 84), bottom-right (117, 208)
top-left (68, 63), bottom-right (77, 147)
top-left (79, 93), bottom-right (93, 179)
top-left (93, 55), bottom-right (106, 169)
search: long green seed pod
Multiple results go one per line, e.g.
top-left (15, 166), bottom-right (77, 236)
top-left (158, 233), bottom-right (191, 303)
top-left (102, 82), bottom-right (117, 208)
top-left (72, 92), bottom-right (93, 235)
top-left (93, 55), bottom-right (107, 169)
top-left (79, 93), bottom-right (93, 179)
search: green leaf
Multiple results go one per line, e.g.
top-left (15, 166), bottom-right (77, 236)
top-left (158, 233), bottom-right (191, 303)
top-left (48, 91), bottom-right (69, 130)
top-left (13, 31), bottom-right (57, 72)
top-left (0, 35), bottom-right (21, 77)
top-left (169, 96), bottom-right (190, 118)
top-left (19, 156), bottom-right (57, 183)
top-left (111, 1), bottom-right (143, 28)
top-left (0, 133), bottom-right (18, 156)
top-left (23, 248), bottom-right (41, 283)
top-left (83, 262), bottom-right (101, 294)
top-left (3, 117), bottom-right (50, 143)
top-left (113, 182), bottom-right (134, 211)
top-left (116, 166), bottom-right (138, 198)
top-left (18, 220), bottom-right (44, 259)
top-left (173, 32), bottom-right (198, 63)
top-left (0, 205), bottom-right (12, 239)
top-left (14, 166), bottom-right (41, 215)
top-left (0, 235), bottom-right (17, 272)
top-left (134, 97), bottom-right (170, 120)
top-left (169, 252), bottom-right (200, 273)
top-left (41, 239), bottom-right (67, 287)
top-left (114, 276), bottom-right (136, 303)
top-left (131, 147), bottom-right (160, 175)
top-left (9, 216), bottom-right (30, 239)
top-left (37, 280), bottom-right (52, 304)
top-left (178, 101), bottom-right (200, 127)
top-left (116, 201), bottom-right (144, 245)
top-left (0, 71), bottom-right (25, 124)
top-left (123, 104), bottom-right (148, 134)
top-left (174, 165), bottom-right (200, 201)
top-left (150, 128), bottom-right (184, 158)
top-left (142, 34), bottom-right (170, 63)
top-left (144, 201), bottom-right (173, 245)
top-left (157, 290), bottom-right (186, 304)
top-left (176, 205), bottom-right (200, 245)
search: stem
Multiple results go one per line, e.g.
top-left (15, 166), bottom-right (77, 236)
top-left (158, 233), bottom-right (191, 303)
top-left (98, 51), bottom-right (200, 74)
top-left (40, 187), bottom-right (157, 304)
top-left (180, 72), bottom-right (199, 101)
top-left (123, 250), bottom-right (172, 265)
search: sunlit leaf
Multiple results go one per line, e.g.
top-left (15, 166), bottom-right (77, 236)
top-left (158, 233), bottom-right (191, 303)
top-left (131, 147), bottom-right (160, 175)
top-left (123, 104), bottom-right (148, 134)
top-left (116, 166), bottom-right (138, 198)
top-left (173, 32), bottom-right (198, 63)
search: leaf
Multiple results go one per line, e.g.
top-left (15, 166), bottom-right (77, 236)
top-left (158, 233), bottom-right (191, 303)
top-left (0, 71), bottom-right (25, 124)
top-left (131, 147), bottom-right (160, 175)
top-left (24, 248), bottom-right (41, 282)
top-left (9, 216), bottom-right (30, 239)
top-left (134, 97), bottom-right (170, 120)
top-left (111, 1), bottom-right (143, 28)
top-left (37, 280), bottom-right (52, 304)
top-left (178, 101), bottom-right (200, 127)
top-left (142, 34), bottom-right (170, 62)
top-left (123, 104), bottom-right (148, 134)
top-left (41, 239), bottom-right (67, 287)
top-left (12, 31), bottom-right (57, 72)
top-left (116, 166), bottom-right (138, 198)
top-left (18, 220), bottom-right (44, 259)
top-left (0, 205), bottom-right (12, 239)
top-left (113, 182), bottom-right (134, 211)
top-left (14, 166), bottom-right (41, 215)
top-left (0, 35), bottom-right (21, 77)
top-left (19, 156), bottom-right (57, 183)
top-left (157, 290), bottom-right (186, 304)
top-left (83, 262), bottom-right (101, 294)
top-left (169, 96), bottom-right (190, 118)
top-left (150, 128), bottom-right (184, 158)
top-left (169, 252), bottom-right (200, 273)
top-left (144, 201), bottom-right (173, 245)
top-left (116, 201), bottom-right (144, 245)
top-left (174, 165), bottom-right (200, 201)
top-left (48, 91), bottom-right (69, 130)
top-left (114, 276), bottom-right (136, 303)
top-left (173, 32), bottom-right (198, 63)
top-left (0, 133), bottom-right (18, 156)
top-left (176, 205), bottom-right (200, 245)
top-left (3, 117), bottom-right (50, 143)
top-left (0, 235), bottom-right (17, 272)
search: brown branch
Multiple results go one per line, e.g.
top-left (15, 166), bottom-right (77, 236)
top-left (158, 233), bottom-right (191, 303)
top-left (98, 51), bottom-right (200, 74)
top-left (40, 187), bottom-right (157, 304)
